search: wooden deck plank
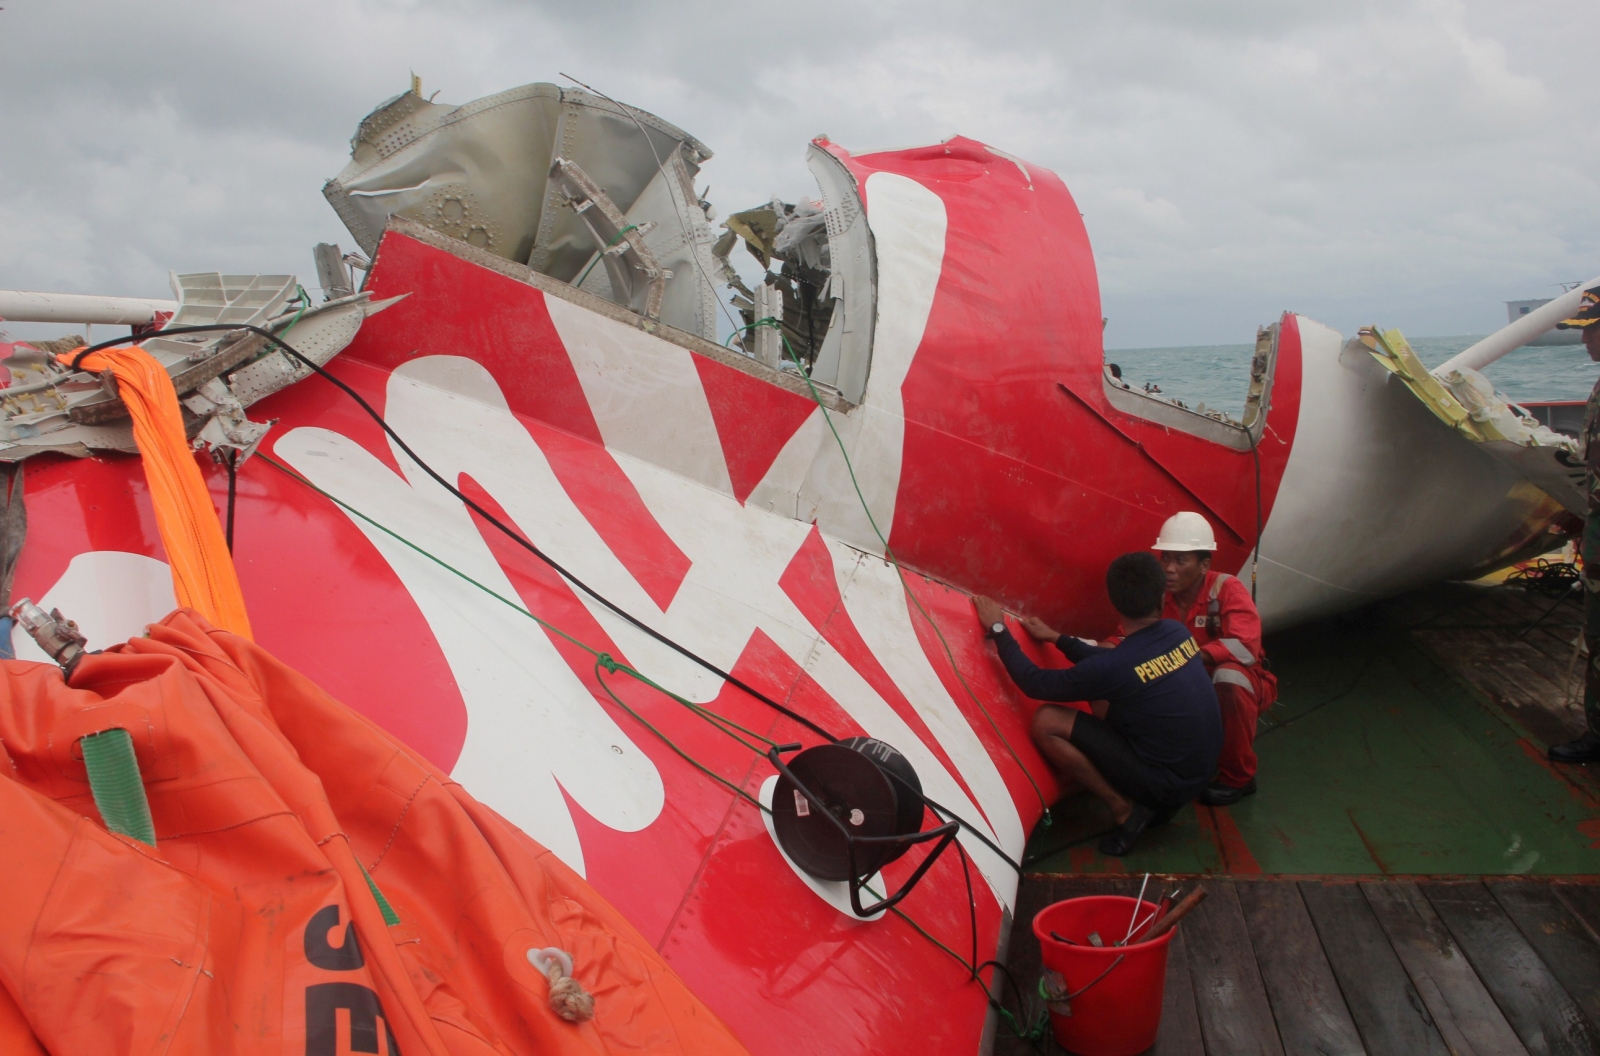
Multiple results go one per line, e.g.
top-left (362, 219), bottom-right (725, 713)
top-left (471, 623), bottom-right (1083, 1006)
top-left (1489, 587), bottom-right (1580, 624)
top-left (1300, 881), bottom-right (1449, 1056)
top-left (1465, 627), bottom-right (1580, 697)
top-left (1431, 637), bottom-right (1549, 703)
top-left (1424, 614), bottom-right (1577, 679)
top-left (1422, 882), bottom-right (1600, 1055)
top-left (1362, 881), bottom-right (1530, 1056)
top-left (1552, 883), bottom-right (1600, 944)
top-left (1235, 881), bottom-right (1364, 1055)
top-left (1406, 582), bottom-right (1590, 751)
top-left (1414, 630), bottom-right (1587, 746)
top-left (1489, 882), bottom-right (1600, 1035)
top-left (1505, 615), bottom-right (1584, 669)
top-left (1411, 587), bottom-right (1575, 656)
top-left (1182, 881), bottom-right (1285, 1056)
top-left (1005, 877), bottom-right (1600, 1056)
top-left (1151, 926), bottom-right (1205, 1056)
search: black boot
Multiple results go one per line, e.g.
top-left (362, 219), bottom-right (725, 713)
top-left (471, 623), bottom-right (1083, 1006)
top-left (1098, 805), bottom-right (1155, 857)
top-left (1198, 777), bottom-right (1257, 807)
top-left (1549, 732), bottom-right (1600, 764)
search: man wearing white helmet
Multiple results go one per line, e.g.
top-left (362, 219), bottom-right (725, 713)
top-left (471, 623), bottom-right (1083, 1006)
top-left (1151, 511), bottom-right (1278, 806)
top-left (976, 553), bottom-right (1223, 856)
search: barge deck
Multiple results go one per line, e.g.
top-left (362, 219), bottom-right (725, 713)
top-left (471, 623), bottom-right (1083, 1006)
top-left (1002, 580), bottom-right (1600, 1053)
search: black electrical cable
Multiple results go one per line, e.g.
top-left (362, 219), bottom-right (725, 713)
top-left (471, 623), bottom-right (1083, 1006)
top-left (1249, 427), bottom-right (1263, 604)
top-left (69, 323), bottom-right (1026, 875)
top-left (957, 839), bottom-right (979, 970)
top-left (1245, 333), bottom-right (1272, 603)
top-left (977, 960), bottom-right (1049, 1054)
top-left (80, 303), bottom-right (1041, 1022)
top-left (1515, 579), bottom-right (1579, 640)
top-left (950, 838), bottom-right (1048, 1052)
top-left (72, 323), bottom-right (840, 734)
top-left (1256, 654), bottom-right (1376, 737)
top-left (1019, 824), bottom-right (1116, 870)
top-left (225, 448), bottom-right (239, 553)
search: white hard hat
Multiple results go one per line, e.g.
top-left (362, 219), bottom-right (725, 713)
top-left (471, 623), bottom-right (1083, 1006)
top-left (1153, 511), bottom-right (1216, 552)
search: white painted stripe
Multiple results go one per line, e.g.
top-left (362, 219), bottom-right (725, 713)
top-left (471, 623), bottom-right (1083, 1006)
top-left (285, 353), bottom-right (1015, 918)
top-left (11, 551), bottom-right (175, 663)
top-left (277, 357), bottom-right (672, 877)
top-left (797, 174), bottom-right (946, 555)
top-left (829, 541), bottom-right (1022, 910)
top-left (546, 294), bottom-right (735, 496)
top-left (746, 408), bottom-right (825, 518)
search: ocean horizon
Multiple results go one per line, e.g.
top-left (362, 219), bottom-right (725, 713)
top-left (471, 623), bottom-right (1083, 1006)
top-left (1106, 334), bottom-right (1597, 417)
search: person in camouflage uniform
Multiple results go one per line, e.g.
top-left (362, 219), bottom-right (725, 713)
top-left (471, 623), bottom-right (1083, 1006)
top-left (1550, 284), bottom-right (1600, 764)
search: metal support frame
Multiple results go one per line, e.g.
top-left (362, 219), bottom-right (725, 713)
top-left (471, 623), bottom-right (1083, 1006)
top-left (549, 156), bottom-right (667, 320)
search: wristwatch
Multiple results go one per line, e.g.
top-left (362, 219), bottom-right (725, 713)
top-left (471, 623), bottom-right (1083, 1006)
top-left (989, 621), bottom-right (1006, 638)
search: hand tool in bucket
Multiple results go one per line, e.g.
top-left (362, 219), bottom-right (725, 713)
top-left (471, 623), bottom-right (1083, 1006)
top-left (1032, 886), bottom-right (1207, 1056)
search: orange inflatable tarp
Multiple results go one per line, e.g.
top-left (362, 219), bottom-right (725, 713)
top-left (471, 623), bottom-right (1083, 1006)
top-left (0, 609), bottom-right (750, 1056)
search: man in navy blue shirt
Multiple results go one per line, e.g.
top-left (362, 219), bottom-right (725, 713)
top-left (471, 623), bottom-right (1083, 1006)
top-left (975, 552), bottom-right (1223, 856)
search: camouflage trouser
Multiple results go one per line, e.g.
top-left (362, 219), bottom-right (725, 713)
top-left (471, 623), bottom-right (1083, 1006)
top-left (1583, 516), bottom-right (1600, 736)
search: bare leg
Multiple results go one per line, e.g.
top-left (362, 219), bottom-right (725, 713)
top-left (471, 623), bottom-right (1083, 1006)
top-left (1031, 705), bottom-right (1133, 825)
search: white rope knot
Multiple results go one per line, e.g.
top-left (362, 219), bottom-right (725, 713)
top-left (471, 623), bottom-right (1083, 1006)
top-left (527, 947), bottom-right (595, 1022)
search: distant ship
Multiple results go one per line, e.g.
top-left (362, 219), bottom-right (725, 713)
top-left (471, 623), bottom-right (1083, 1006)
top-left (1508, 296), bottom-right (1582, 346)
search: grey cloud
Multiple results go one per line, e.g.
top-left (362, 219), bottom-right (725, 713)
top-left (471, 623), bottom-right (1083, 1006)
top-left (1, 0), bottom-right (1595, 348)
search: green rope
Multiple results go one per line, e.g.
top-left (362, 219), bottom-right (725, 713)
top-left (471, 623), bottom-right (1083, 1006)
top-left (730, 317), bottom-right (1052, 825)
top-left (359, 861), bottom-right (401, 926)
top-left (254, 454), bottom-right (996, 1002)
top-left (278, 284), bottom-right (312, 338)
top-left (593, 657), bottom-right (768, 810)
top-left (575, 224), bottom-right (641, 290)
top-left (864, 878), bottom-right (1048, 1044)
top-left (246, 285), bottom-right (314, 371)
top-left (601, 646), bottom-right (1006, 1000)
top-left (256, 453), bottom-right (777, 763)
top-left (81, 728), bottom-right (157, 846)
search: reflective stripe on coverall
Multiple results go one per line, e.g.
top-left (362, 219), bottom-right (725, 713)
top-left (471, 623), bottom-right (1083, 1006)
top-left (1163, 570), bottom-right (1278, 788)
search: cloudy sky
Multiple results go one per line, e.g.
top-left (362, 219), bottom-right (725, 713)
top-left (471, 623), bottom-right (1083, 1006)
top-left (2, 0), bottom-right (1595, 348)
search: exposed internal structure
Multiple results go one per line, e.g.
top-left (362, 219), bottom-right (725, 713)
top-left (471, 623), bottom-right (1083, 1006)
top-left (322, 82), bottom-right (878, 402)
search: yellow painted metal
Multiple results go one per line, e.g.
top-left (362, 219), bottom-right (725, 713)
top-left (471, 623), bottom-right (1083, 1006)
top-left (1360, 326), bottom-right (1490, 440)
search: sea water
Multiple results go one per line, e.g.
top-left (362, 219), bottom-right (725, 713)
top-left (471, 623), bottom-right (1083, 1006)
top-left (1106, 335), bottom-right (1599, 417)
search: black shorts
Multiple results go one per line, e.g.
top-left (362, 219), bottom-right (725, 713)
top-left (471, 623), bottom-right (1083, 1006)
top-left (1068, 713), bottom-right (1200, 813)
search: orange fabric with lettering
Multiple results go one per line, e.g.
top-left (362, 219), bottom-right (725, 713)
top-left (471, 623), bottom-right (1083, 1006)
top-left (62, 347), bottom-right (252, 638)
top-left (0, 609), bottom-right (748, 1056)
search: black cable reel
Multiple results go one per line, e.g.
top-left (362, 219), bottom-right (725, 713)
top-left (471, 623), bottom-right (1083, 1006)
top-left (768, 736), bottom-right (959, 918)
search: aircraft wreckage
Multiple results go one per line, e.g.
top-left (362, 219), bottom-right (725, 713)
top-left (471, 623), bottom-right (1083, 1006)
top-left (0, 80), bottom-right (1591, 1054)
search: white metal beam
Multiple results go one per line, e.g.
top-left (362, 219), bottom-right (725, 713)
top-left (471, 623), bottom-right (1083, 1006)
top-left (1435, 273), bottom-right (1600, 375)
top-left (0, 290), bottom-right (178, 326)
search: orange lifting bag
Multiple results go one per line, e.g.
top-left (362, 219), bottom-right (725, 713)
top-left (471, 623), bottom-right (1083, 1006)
top-left (0, 609), bottom-right (749, 1056)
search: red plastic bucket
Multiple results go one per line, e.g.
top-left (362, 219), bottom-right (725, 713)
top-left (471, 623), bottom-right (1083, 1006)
top-left (1032, 895), bottom-right (1173, 1056)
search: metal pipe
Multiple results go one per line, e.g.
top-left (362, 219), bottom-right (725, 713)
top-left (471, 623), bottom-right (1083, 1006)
top-left (0, 290), bottom-right (178, 326)
top-left (1434, 273), bottom-right (1600, 376)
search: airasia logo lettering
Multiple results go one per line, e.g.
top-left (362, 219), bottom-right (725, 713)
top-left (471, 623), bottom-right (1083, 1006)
top-left (302, 905), bottom-right (400, 1056)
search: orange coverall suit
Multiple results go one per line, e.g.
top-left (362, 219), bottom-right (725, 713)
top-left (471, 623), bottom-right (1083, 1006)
top-left (1165, 570), bottom-right (1278, 788)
